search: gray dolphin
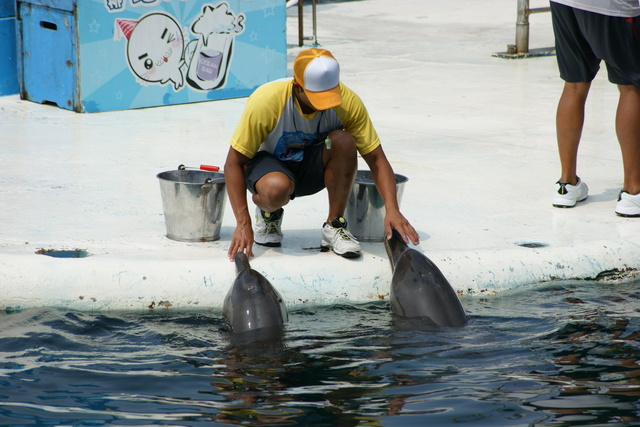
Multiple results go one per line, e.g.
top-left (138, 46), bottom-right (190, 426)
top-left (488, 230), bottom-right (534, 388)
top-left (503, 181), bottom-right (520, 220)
top-left (384, 228), bottom-right (467, 327)
top-left (223, 252), bottom-right (288, 333)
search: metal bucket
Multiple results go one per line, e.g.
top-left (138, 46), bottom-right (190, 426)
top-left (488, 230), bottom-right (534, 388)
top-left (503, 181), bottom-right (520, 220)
top-left (345, 170), bottom-right (408, 242)
top-left (157, 169), bottom-right (227, 242)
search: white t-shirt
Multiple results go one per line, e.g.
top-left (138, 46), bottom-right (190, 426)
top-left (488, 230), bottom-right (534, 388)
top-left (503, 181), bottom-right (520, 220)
top-left (551, 0), bottom-right (640, 17)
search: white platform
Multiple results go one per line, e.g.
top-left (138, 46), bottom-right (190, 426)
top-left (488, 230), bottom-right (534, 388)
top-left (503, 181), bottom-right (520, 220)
top-left (1, 0), bottom-right (639, 312)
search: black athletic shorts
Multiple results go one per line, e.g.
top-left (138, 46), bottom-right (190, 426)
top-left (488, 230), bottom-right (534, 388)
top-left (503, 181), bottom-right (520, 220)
top-left (550, 1), bottom-right (640, 85)
top-left (244, 141), bottom-right (325, 200)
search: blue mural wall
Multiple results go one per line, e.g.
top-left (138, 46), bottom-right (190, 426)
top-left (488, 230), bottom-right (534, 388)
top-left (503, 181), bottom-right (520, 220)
top-left (18, 0), bottom-right (286, 112)
top-left (0, 0), bottom-right (18, 95)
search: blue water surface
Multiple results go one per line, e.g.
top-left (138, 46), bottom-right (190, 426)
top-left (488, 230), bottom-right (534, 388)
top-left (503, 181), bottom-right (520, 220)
top-left (1, 279), bottom-right (639, 426)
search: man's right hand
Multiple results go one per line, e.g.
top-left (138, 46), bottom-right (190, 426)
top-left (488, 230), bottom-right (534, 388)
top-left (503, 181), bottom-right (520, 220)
top-left (228, 221), bottom-right (254, 261)
top-left (224, 147), bottom-right (254, 261)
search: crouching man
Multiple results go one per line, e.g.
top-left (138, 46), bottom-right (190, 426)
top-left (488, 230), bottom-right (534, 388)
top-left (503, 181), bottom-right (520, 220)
top-left (224, 48), bottom-right (419, 260)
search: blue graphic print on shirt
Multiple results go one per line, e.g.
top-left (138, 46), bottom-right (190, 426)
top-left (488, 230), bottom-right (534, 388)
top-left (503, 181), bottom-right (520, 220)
top-left (274, 130), bottom-right (319, 161)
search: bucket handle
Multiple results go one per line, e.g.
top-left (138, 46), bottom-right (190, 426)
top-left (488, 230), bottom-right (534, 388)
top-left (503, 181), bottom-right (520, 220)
top-left (178, 164), bottom-right (221, 172)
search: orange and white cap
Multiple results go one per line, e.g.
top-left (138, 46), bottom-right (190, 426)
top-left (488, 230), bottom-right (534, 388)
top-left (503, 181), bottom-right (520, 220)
top-left (293, 48), bottom-right (341, 110)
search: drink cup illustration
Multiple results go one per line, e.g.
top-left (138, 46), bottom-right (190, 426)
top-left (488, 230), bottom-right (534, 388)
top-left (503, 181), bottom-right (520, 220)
top-left (187, 2), bottom-right (244, 91)
top-left (196, 48), bottom-right (223, 81)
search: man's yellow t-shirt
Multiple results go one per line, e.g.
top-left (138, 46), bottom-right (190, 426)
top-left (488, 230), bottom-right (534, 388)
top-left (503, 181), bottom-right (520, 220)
top-left (230, 79), bottom-right (381, 161)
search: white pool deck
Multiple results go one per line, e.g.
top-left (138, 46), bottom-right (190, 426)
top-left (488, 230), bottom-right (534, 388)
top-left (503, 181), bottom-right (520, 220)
top-left (2, 0), bottom-right (640, 312)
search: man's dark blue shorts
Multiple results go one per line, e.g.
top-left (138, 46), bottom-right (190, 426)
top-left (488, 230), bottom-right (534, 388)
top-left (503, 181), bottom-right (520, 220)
top-left (244, 142), bottom-right (325, 200)
top-left (551, 1), bottom-right (640, 85)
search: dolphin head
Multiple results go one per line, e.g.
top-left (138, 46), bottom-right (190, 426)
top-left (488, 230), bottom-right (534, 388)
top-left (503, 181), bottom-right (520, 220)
top-left (223, 253), bottom-right (288, 334)
top-left (389, 250), bottom-right (467, 327)
top-left (385, 229), bottom-right (467, 327)
top-left (384, 228), bottom-right (409, 271)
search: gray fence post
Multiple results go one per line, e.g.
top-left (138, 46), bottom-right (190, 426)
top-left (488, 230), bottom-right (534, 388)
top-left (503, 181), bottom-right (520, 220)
top-left (493, 0), bottom-right (554, 58)
top-left (292, 0), bottom-right (318, 47)
top-left (515, 0), bottom-right (530, 54)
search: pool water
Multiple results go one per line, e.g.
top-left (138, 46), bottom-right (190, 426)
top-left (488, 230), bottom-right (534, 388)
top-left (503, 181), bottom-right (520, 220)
top-left (1, 279), bottom-right (639, 426)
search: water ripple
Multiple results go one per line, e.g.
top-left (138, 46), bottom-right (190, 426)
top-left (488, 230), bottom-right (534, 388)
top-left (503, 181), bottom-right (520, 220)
top-left (0, 280), bottom-right (639, 425)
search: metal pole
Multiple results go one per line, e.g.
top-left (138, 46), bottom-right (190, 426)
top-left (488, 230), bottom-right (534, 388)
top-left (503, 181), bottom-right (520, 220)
top-left (495, 2), bottom-right (552, 58)
top-left (530, 7), bottom-right (551, 14)
top-left (515, 0), bottom-right (530, 53)
top-left (298, 0), bottom-right (304, 47)
top-left (312, 0), bottom-right (318, 46)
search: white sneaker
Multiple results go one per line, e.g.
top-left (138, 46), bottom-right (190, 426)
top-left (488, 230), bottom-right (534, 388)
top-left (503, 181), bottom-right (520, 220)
top-left (552, 178), bottom-right (588, 208)
top-left (254, 207), bottom-right (283, 247)
top-left (615, 191), bottom-right (640, 217)
top-left (321, 217), bottom-right (361, 258)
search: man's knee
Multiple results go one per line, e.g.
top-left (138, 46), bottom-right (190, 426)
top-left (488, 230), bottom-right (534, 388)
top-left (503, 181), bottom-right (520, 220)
top-left (564, 81), bottom-right (591, 98)
top-left (328, 130), bottom-right (356, 150)
top-left (255, 172), bottom-right (294, 205)
top-left (326, 131), bottom-right (357, 165)
top-left (618, 84), bottom-right (640, 96)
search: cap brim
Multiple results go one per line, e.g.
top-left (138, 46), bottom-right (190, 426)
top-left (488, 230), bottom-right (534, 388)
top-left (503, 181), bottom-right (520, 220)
top-left (304, 85), bottom-right (341, 110)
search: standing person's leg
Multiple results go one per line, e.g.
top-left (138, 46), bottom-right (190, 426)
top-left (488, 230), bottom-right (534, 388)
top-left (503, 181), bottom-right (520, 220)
top-left (550, 2), bottom-right (597, 207)
top-left (616, 85), bottom-right (640, 195)
top-left (553, 81), bottom-right (591, 207)
top-left (615, 84), bottom-right (640, 216)
top-left (556, 81), bottom-right (591, 185)
top-left (582, 11), bottom-right (640, 215)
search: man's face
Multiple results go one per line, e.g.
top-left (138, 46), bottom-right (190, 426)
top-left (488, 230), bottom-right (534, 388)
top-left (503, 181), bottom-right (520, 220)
top-left (293, 82), bottom-right (320, 112)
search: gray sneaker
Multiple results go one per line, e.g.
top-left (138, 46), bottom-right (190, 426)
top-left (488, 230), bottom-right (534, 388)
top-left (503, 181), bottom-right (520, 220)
top-left (254, 207), bottom-right (283, 247)
top-left (553, 178), bottom-right (588, 208)
top-left (321, 217), bottom-right (361, 258)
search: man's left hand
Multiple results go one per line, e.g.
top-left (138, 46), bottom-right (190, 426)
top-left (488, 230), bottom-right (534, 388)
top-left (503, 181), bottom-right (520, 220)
top-left (384, 210), bottom-right (420, 245)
